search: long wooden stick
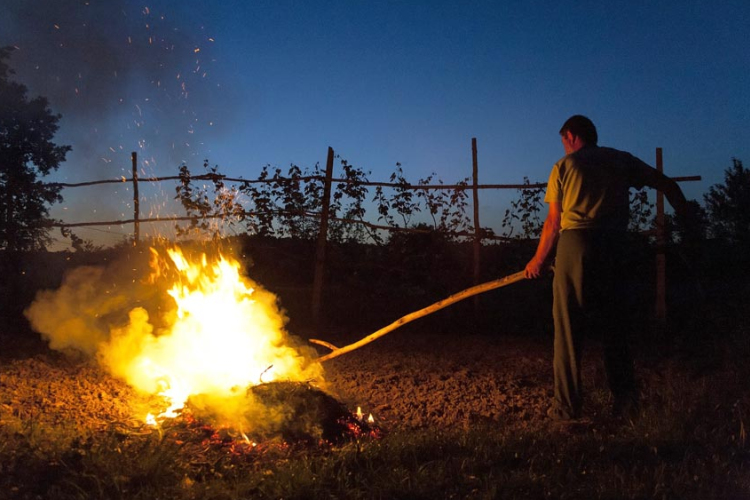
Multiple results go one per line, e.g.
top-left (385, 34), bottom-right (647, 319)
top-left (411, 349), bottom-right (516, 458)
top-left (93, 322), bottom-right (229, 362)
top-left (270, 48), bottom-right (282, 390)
top-left (314, 270), bottom-right (527, 362)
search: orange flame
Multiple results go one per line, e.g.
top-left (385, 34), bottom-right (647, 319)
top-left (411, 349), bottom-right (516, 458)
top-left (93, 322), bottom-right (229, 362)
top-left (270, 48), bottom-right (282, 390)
top-left (99, 246), bottom-right (322, 427)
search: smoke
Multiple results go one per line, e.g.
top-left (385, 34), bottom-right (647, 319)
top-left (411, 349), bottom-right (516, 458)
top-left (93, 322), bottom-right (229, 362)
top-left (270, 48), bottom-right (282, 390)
top-left (23, 246), bottom-right (325, 434)
top-left (24, 249), bottom-right (164, 356)
top-left (0, 0), bottom-right (242, 247)
top-left (1, 0), bottom-right (232, 178)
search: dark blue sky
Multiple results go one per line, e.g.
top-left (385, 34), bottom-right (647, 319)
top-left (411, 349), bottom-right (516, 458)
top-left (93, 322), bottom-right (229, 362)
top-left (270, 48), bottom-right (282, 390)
top-left (2, 0), bottom-right (748, 247)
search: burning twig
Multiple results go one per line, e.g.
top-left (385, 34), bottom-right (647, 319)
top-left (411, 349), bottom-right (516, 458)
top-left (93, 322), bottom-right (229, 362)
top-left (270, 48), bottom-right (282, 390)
top-left (259, 365), bottom-right (274, 384)
top-left (312, 270), bottom-right (527, 362)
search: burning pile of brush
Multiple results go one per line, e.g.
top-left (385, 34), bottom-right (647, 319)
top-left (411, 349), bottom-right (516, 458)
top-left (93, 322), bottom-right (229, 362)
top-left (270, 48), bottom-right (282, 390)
top-left (25, 244), bottom-right (379, 447)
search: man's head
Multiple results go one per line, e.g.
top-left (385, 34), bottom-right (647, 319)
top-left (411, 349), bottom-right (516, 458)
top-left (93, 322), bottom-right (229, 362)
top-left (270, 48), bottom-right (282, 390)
top-left (559, 115), bottom-right (598, 154)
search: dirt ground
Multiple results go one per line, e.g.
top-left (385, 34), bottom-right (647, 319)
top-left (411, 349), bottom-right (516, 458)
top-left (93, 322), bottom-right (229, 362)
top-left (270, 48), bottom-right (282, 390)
top-left (321, 331), bottom-right (555, 429)
top-left (0, 327), bottom-right (607, 439)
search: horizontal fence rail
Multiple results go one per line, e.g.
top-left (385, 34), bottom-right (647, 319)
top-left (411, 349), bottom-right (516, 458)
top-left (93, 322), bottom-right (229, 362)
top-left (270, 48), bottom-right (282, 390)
top-left (50, 175), bottom-right (703, 191)
top-left (46, 144), bottom-right (701, 328)
top-left (47, 173), bottom-right (702, 241)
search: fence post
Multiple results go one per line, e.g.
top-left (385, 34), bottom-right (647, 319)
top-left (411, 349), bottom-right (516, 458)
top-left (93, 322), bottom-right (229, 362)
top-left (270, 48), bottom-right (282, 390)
top-left (471, 138), bottom-right (481, 315)
top-left (132, 152), bottom-right (140, 246)
top-left (312, 147), bottom-right (335, 329)
top-left (655, 148), bottom-right (666, 326)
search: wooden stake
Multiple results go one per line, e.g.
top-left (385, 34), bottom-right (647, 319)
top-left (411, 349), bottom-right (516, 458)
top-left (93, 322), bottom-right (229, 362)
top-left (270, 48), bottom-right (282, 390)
top-left (314, 270), bottom-right (526, 362)
top-left (655, 148), bottom-right (666, 325)
top-left (132, 152), bottom-right (140, 246)
top-left (312, 147), bottom-right (335, 328)
top-left (471, 138), bottom-right (481, 314)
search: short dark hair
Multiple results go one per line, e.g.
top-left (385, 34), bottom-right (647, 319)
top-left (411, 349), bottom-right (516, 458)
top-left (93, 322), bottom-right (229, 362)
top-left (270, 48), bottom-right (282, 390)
top-left (559, 115), bottom-right (598, 146)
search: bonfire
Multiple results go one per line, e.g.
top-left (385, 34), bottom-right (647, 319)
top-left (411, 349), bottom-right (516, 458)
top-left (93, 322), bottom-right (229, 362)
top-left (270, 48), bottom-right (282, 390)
top-left (25, 245), bottom-right (379, 445)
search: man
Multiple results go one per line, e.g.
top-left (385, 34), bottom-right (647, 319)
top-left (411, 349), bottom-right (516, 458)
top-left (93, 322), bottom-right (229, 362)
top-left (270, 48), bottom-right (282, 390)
top-left (525, 115), bottom-right (688, 421)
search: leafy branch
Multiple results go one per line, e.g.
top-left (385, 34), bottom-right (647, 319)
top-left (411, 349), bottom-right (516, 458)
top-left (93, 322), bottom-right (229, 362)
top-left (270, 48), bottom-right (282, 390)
top-left (501, 177), bottom-right (545, 239)
top-left (174, 158), bottom-right (478, 244)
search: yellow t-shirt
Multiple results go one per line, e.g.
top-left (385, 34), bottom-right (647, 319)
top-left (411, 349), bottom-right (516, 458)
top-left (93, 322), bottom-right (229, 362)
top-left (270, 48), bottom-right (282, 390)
top-left (544, 146), bottom-right (660, 231)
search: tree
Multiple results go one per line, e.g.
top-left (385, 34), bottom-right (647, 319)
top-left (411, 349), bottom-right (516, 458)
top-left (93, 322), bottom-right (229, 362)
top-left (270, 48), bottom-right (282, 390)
top-left (0, 46), bottom-right (71, 251)
top-left (704, 158), bottom-right (750, 244)
top-left (670, 199), bottom-right (708, 244)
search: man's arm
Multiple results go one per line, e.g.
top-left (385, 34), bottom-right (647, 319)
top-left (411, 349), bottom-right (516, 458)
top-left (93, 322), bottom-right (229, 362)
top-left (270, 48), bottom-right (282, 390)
top-left (652, 171), bottom-right (689, 218)
top-left (632, 155), bottom-right (690, 217)
top-left (525, 201), bottom-right (561, 279)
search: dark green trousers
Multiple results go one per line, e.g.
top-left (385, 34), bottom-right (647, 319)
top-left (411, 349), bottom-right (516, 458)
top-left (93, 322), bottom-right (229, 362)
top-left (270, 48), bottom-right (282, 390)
top-left (552, 230), bottom-right (637, 416)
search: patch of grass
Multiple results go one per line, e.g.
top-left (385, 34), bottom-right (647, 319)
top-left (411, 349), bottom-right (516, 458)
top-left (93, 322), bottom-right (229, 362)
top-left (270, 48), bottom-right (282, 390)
top-left (190, 409), bottom-right (749, 500)
top-left (2, 324), bottom-right (749, 499)
top-left (4, 392), bottom-right (748, 500)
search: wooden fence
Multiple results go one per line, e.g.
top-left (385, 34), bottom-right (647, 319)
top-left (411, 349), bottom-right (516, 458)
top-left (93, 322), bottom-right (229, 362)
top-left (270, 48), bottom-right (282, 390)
top-left (50, 141), bottom-right (701, 326)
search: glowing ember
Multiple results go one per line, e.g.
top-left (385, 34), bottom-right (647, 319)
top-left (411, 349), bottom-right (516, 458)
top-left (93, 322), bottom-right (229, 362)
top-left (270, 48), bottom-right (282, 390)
top-left (98, 246), bottom-right (323, 427)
